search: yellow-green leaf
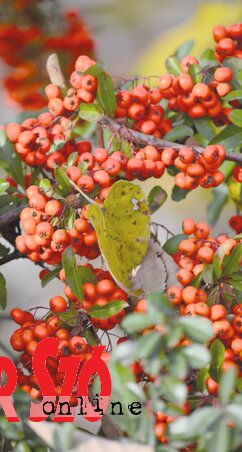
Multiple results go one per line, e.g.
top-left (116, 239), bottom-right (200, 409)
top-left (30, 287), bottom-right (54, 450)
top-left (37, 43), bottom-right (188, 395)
top-left (86, 180), bottom-right (150, 294)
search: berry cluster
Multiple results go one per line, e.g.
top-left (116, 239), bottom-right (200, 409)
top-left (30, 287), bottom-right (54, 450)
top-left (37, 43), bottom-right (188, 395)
top-left (115, 84), bottom-right (172, 137)
top-left (6, 111), bottom-right (93, 168)
top-left (16, 185), bottom-right (100, 264)
top-left (0, 7), bottom-right (94, 109)
top-left (173, 144), bottom-right (225, 189)
top-left (170, 218), bottom-right (237, 287)
top-left (213, 23), bottom-right (242, 62)
top-left (58, 264), bottom-right (127, 330)
top-left (67, 142), bottom-right (226, 197)
top-left (10, 307), bottom-right (93, 405)
top-left (160, 60), bottom-right (233, 121)
top-left (165, 219), bottom-right (242, 392)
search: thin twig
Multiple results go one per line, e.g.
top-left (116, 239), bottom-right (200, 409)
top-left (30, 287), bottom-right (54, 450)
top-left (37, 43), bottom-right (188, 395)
top-left (99, 116), bottom-right (242, 164)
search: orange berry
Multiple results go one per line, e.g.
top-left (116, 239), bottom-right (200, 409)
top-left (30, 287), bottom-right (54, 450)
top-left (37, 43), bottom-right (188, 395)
top-left (166, 286), bottom-right (183, 305)
top-left (96, 279), bottom-right (116, 297)
top-left (195, 302), bottom-right (210, 317)
top-left (178, 239), bottom-right (196, 256)
top-left (206, 377), bottom-right (218, 395)
top-left (192, 83), bottom-right (210, 100)
top-left (214, 67), bottom-right (233, 83)
top-left (49, 296), bottom-right (67, 312)
top-left (210, 304), bottom-right (227, 321)
top-left (182, 286), bottom-right (198, 304)
top-left (182, 218), bottom-right (196, 235)
top-left (160, 74), bottom-right (173, 90)
top-left (196, 247), bottom-right (214, 263)
top-left (194, 222), bottom-right (210, 239)
top-left (177, 269), bottom-right (194, 286)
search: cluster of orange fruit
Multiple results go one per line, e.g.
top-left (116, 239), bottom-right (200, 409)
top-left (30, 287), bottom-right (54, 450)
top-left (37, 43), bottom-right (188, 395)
top-left (0, 7), bottom-right (94, 109)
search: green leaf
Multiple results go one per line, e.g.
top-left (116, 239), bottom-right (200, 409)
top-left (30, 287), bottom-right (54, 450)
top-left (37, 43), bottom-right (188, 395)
top-left (57, 303), bottom-right (79, 327)
top-left (122, 313), bottom-right (154, 333)
top-left (225, 89), bottom-right (242, 101)
top-left (224, 57), bottom-right (242, 88)
top-left (53, 424), bottom-right (75, 452)
top-left (171, 185), bottom-right (189, 202)
top-left (212, 241), bottom-right (230, 281)
top-left (97, 72), bottom-right (116, 117)
top-left (62, 246), bottom-right (84, 301)
top-left (169, 350), bottom-right (188, 379)
top-left (190, 271), bottom-right (203, 288)
top-left (229, 109), bottom-right (242, 127)
top-left (136, 331), bottom-right (162, 359)
top-left (38, 178), bottom-right (53, 197)
top-left (147, 292), bottom-right (174, 317)
top-left (196, 367), bottom-right (209, 392)
top-left (67, 152), bottom-right (78, 166)
top-left (0, 179), bottom-right (10, 195)
top-left (84, 63), bottom-right (105, 77)
top-left (164, 125), bottom-right (193, 141)
top-left (209, 124), bottom-right (242, 152)
top-left (222, 244), bottom-right (242, 277)
top-left (49, 140), bottom-right (65, 153)
top-left (227, 277), bottom-right (242, 291)
top-left (200, 48), bottom-right (216, 64)
top-left (55, 167), bottom-right (72, 197)
top-left (148, 186), bottom-right (167, 213)
top-left (182, 344), bottom-right (210, 368)
top-left (207, 184), bottom-right (229, 226)
top-left (86, 181), bottom-right (150, 294)
top-left (0, 243), bottom-right (10, 257)
top-left (64, 208), bottom-right (76, 230)
top-left (15, 442), bottom-right (31, 452)
top-left (0, 272), bottom-right (7, 310)
top-left (175, 39), bottom-right (194, 60)
top-left (41, 267), bottom-right (60, 287)
top-left (79, 102), bottom-right (103, 122)
top-left (78, 161), bottom-right (89, 174)
top-left (0, 130), bottom-right (24, 187)
top-left (179, 316), bottom-right (214, 343)
top-left (210, 339), bottom-right (225, 382)
top-left (193, 118), bottom-right (217, 141)
top-left (168, 407), bottom-right (221, 440)
top-left (162, 377), bottom-right (187, 405)
top-left (88, 299), bottom-right (128, 319)
top-left (165, 56), bottom-right (182, 76)
top-left (206, 419), bottom-right (230, 452)
top-left (219, 367), bottom-right (236, 404)
top-left (226, 404), bottom-right (242, 427)
top-left (30, 165), bottom-right (42, 185)
top-left (203, 264), bottom-right (214, 284)
top-left (163, 233), bottom-right (187, 256)
top-left (188, 63), bottom-right (203, 83)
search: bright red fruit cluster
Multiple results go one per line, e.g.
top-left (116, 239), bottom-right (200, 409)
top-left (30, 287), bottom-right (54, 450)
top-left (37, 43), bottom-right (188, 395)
top-left (213, 23), bottom-right (242, 61)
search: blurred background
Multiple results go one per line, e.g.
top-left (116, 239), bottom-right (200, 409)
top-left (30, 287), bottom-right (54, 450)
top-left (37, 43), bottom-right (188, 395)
top-left (0, 0), bottom-right (241, 358)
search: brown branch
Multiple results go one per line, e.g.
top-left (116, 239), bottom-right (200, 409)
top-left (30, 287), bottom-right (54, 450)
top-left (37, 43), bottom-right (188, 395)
top-left (0, 250), bottom-right (24, 266)
top-left (99, 116), bottom-right (242, 165)
top-left (0, 205), bottom-right (26, 229)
